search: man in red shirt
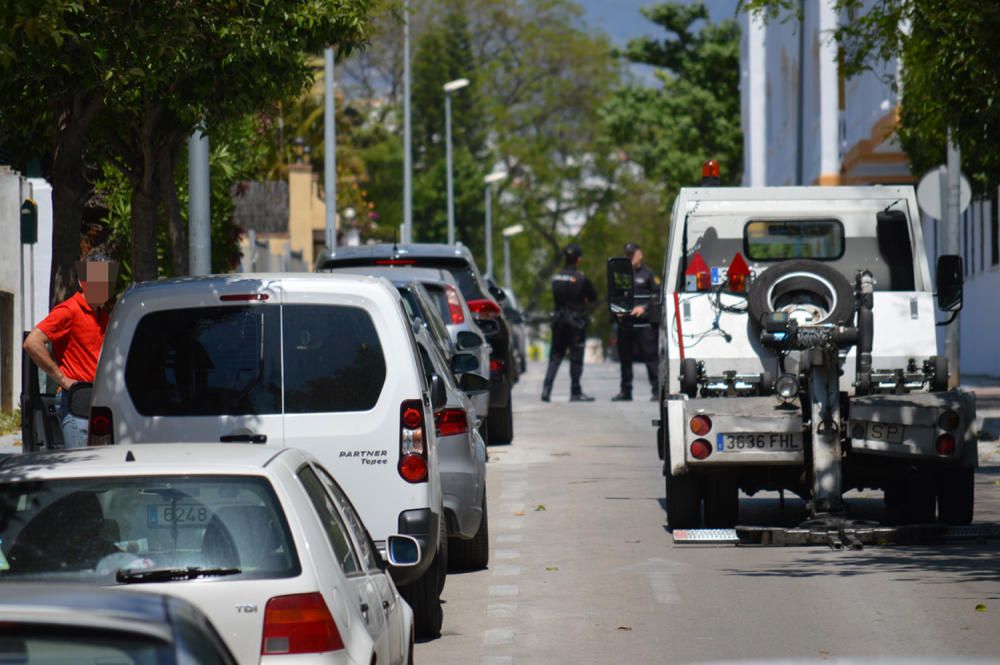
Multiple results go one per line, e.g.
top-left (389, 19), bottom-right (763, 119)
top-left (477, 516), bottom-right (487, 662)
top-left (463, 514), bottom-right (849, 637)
top-left (23, 250), bottom-right (116, 448)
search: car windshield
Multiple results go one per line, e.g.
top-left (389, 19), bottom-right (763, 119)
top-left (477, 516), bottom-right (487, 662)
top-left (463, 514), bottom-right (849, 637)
top-left (744, 219), bottom-right (845, 261)
top-left (0, 476), bottom-right (299, 582)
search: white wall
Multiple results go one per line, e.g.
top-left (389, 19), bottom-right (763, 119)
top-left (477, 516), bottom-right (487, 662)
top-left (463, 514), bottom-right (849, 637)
top-left (0, 169), bottom-right (25, 413)
top-left (23, 178), bottom-right (53, 326)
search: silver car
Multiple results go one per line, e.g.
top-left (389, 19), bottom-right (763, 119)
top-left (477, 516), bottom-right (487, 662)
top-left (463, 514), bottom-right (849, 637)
top-left (406, 302), bottom-right (490, 571)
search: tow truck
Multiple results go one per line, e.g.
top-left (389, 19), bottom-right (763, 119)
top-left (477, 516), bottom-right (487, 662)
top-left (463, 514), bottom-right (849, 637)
top-left (608, 161), bottom-right (989, 548)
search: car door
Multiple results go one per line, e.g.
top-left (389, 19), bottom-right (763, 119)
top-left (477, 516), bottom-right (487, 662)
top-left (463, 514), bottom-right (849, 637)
top-left (297, 465), bottom-right (389, 662)
top-left (313, 464), bottom-right (406, 665)
top-left (20, 338), bottom-right (62, 452)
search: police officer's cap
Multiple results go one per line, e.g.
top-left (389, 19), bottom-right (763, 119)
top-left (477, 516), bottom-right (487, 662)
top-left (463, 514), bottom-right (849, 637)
top-left (563, 243), bottom-right (582, 260)
top-left (624, 241), bottom-right (641, 256)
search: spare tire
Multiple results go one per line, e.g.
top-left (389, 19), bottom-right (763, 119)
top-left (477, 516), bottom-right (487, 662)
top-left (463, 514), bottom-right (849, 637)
top-left (748, 260), bottom-right (855, 328)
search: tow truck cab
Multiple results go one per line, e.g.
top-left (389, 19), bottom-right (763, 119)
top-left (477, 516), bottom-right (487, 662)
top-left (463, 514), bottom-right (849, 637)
top-left (612, 181), bottom-right (977, 530)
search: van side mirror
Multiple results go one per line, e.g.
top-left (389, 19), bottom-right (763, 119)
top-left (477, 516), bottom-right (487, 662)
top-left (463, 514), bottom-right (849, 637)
top-left (936, 255), bottom-right (963, 312)
top-left (456, 330), bottom-right (483, 350)
top-left (430, 375), bottom-right (447, 409)
top-left (606, 257), bottom-right (634, 315)
top-left (66, 382), bottom-right (94, 420)
top-left (451, 352), bottom-right (479, 375)
top-left (458, 372), bottom-right (490, 396)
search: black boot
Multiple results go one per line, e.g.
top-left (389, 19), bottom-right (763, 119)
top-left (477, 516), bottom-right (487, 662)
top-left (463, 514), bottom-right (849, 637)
top-left (611, 392), bottom-right (632, 401)
top-left (570, 390), bottom-right (595, 402)
top-left (541, 385), bottom-right (552, 402)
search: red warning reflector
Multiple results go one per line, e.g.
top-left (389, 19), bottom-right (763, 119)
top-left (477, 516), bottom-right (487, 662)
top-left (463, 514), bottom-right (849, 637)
top-left (727, 252), bottom-right (751, 292)
top-left (685, 252), bottom-right (711, 291)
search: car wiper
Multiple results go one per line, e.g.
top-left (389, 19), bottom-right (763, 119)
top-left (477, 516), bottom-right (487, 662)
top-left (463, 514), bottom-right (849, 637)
top-left (116, 566), bottom-right (242, 584)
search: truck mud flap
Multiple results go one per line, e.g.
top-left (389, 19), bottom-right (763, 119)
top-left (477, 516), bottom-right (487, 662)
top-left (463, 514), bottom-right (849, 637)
top-left (673, 523), bottom-right (1000, 549)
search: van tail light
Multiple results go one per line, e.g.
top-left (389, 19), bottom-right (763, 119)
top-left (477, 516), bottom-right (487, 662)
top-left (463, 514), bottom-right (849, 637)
top-left (935, 433), bottom-right (956, 456)
top-left (261, 593), bottom-right (344, 655)
top-left (489, 358), bottom-right (504, 373)
top-left (435, 408), bottom-right (469, 437)
top-left (690, 438), bottom-right (712, 460)
top-left (445, 285), bottom-right (466, 324)
top-left (399, 400), bottom-right (428, 483)
top-left (727, 252), bottom-right (751, 293)
top-left (87, 407), bottom-right (114, 446)
top-left (220, 293), bottom-right (269, 301)
top-left (375, 258), bottom-right (417, 266)
top-left (467, 298), bottom-right (501, 320)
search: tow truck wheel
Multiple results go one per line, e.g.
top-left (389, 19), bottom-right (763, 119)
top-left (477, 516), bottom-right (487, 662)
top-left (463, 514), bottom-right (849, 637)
top-left (747, 259), bottom-right (855, 327)
top-left (937, 468), bottom-right (974, 525)
top-left (901, 470), bottom-right (936, 524)
top-left (666, 474), bottom-right (701, 529)
top-left (703, 474), bottom-right (739, 528)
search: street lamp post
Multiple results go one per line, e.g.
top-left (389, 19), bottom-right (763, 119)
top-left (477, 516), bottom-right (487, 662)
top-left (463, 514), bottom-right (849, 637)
top-left (443, 78), bottom-right (470, 246)
top-left (483, 170), bottom-right (507, 279)
top-left (502, 224), bottom-right (524, 291)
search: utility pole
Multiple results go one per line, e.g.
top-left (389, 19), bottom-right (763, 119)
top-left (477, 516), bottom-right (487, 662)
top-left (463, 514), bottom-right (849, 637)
top-left (324, 47), bottom-right (337, 253)
top-left (443, 78), bottom-right (470, 246)
top-left (402, 0), bottom-right (413, 244)
top-left (944, 132), bottom-right (961, 387)
top-left (188, 125), bottom-right (211, 276)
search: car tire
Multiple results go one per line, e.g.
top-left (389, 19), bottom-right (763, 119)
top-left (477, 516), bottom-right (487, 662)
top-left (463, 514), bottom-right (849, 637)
top-left (930, 355), bottom-right (949, 392)
top-left (680, 358), bottom-right (699, 398)
top-left (901, 469), bottom-right (936, 524)
top-left (436, 515), bottom-right (448, 594)
top-left (666, 473), bottom-right (701, 529)
top-left (747, 259), bottom-right (855, 328)
top-left (937, 467), bottom-right (974, 525)
top-left (703, 474), bottom-right (739, 528)
top-left (449, 492), bottom-right (489, 570)
top-left (488, 387), bottom-right (514, 444)
top-left (399, 548), bottom-right (444, 639)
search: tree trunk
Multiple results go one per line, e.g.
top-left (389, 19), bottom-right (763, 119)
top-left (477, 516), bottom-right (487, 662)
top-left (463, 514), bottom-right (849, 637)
top-left (48, 92), bottom-right (102, 308)
top-left (129, 105), bottom-right (164, 282)
top-left (158, 137), bottom-right (188, 276)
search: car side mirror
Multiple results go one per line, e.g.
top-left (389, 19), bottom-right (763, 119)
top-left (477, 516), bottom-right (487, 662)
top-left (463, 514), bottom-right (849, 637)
top-left (477, 319), bottom-right (500, 336)
top-left (607, 257), bottom-right (634, 315)
top-left (457, 330), bottom-right (483, 350)
top-left (66, 381), bottom-right (94, 420)
top-left (451, 352), bottom-right (479, 375)
top-left (385, 534), bottom-right (421, 567)
top-left (458, 372), bottom-right (491, 396)
top-left (936, 255), bottom-right (963, 312)
top-left (507, 309), bottom-right (524, 324)
top-left (487, 281), bottom-right (507, 302)
top-left (430, 375), bottom-right (447, 409)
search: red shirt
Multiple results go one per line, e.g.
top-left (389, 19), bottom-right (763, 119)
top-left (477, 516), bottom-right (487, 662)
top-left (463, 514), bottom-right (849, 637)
top-left (36, 292), bottom-right (110, 383)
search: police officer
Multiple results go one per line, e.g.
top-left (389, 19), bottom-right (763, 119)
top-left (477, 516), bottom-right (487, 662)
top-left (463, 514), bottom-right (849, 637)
top-left (613, 241), bottom-right (660, 401)
top-left (541, 243), bottom-right (598, 402)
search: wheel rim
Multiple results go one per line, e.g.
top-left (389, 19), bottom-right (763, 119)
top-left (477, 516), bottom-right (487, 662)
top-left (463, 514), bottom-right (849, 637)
top-left (766, 271), bottom-right (839, 324)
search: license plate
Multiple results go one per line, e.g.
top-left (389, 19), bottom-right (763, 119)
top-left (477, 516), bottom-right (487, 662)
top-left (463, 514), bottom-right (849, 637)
top-left (147, 504), bottom-right (212, 528)
top-left (863, 421), bottom-right (904, 444)
top-left (716, 433), bottom-right (801, 452)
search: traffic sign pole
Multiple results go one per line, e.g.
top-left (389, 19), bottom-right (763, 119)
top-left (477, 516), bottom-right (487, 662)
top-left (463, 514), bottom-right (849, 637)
top-left (944, 133), bottom-right (961, 388)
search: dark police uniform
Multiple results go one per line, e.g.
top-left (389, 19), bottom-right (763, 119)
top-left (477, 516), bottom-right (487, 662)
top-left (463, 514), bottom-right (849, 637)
top-left (616, 263), bottom-right (660, 400)
top-left (542, 250), bottom-right (597, 402)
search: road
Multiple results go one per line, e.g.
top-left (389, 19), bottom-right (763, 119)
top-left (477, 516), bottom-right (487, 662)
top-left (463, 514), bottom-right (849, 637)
top-left (418, 361), bottom-right (1000, 664)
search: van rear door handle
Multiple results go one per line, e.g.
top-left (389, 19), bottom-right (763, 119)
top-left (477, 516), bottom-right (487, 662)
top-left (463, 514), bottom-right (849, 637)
top-left (220, 434), bottom-right (267, 443)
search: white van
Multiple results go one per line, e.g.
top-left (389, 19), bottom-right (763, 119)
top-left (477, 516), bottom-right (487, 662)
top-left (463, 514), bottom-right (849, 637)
top-left (89, 273), bottom-right (449, 637)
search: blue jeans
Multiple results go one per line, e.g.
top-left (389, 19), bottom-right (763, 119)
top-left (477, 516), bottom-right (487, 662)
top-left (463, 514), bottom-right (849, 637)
top-left (55, 390), bottom-right (89, 449)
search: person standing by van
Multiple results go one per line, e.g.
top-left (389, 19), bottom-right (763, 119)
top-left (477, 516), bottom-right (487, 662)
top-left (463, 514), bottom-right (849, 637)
top-left (23, 249), bottom-right (117, 448)
top-left (541, 243), bottom-right (597, 402)
top-left (612, 241), bottom-right (660, 401)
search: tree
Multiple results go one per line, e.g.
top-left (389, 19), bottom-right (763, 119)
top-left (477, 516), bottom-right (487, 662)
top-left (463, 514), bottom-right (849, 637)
top-left (1, 0), bottom-right (375, 301)
top-left (745, 0), bottom-right (1000, 193)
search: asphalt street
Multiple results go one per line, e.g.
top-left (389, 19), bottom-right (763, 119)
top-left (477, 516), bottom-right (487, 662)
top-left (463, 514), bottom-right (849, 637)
top-left (417, 361), bottom-right (1000, 664)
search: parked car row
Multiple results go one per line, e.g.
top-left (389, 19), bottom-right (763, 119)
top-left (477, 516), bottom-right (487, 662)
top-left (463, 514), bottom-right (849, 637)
top-left (13, 243), bottom-right (523, 664)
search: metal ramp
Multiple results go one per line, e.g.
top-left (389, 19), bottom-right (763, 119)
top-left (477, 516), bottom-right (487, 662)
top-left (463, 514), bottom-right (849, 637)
top-left (673, 523), bottom-right (1000, 550)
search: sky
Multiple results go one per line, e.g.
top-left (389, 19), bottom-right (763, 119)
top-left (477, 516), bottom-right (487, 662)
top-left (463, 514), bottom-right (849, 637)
top-left (578, 0), bottom-right (741, 49)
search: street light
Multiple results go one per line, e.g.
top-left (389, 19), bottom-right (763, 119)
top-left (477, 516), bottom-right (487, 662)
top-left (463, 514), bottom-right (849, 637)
top-left (483, 170), bottom-right (507, 279)
top-left (502, 223), bottom-right (524, 291)
top-left (443, 78), bottom-right (470, 246)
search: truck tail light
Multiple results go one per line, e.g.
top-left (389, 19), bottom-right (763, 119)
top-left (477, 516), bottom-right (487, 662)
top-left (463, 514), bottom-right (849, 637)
top-left (684, 252), bottom-right (711, 292)
top-left (435, 408), bottom-right (469, 437)
top-left (935, 433), bottom-right (956, 456)
top-left (445, 285), bottom-right (465, 324)
top-left (399, 400), bottom-right (428, 483)
top-left (689, 415), bottom-right (712, 436)
top-left (87, 407), bottom-right (114, 446)
top-left (690, 438), bottom-right (712, 460)
top-left (937, 410), bottom-right (959, 431)
top-left (468, 298), bottom-right (501, 320)
top-left (727, 252), bottom-right (751, 292)
top-left (261, 593), bottom-right (344, 655)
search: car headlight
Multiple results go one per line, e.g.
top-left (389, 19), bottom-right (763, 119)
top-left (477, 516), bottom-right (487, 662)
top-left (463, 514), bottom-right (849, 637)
top-left (775, 373), bottom-right (799, 401)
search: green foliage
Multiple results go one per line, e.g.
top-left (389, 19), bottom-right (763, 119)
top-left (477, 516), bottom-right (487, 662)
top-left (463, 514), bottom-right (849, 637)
top-left (746, 0), bottom-right (1000, 192)
top-left (0, 410), bottom-right (20, 437)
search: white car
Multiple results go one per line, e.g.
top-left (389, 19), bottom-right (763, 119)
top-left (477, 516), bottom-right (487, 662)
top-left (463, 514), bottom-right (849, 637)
top-left (0, 444), bottom-right (418, 665)
top-left (88, 274), bottom-right (449, 637)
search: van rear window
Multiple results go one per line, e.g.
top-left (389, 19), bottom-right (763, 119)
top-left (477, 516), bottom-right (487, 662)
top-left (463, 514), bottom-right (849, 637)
top-left (125, 305), bottom-right (386, 416)
top-left (744, 219), bottom-right (844, 261)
